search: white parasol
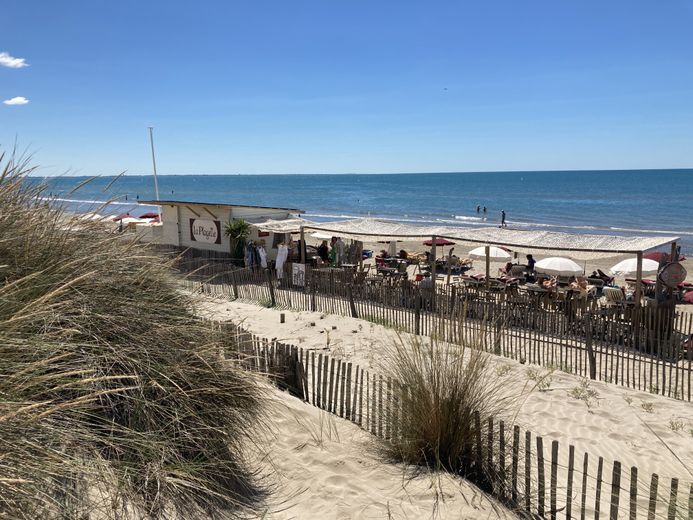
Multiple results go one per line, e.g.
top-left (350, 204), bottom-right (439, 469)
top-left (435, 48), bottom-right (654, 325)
top-left (534, 257), bottom-right (583, 276)
top-left (469, 246), bottom-right (511, 261)
top-left (609, 257), bottom-right (659, 277)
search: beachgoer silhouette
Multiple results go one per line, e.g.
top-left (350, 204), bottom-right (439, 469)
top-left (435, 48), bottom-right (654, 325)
top-left (501, 210), bottom-right (507, 228)
top-left (483, 206), bottom-right (487, 214)
top-left (125, 194), bottom-right (128, 201)
top-left (476, 205), bottom-right (480, 213)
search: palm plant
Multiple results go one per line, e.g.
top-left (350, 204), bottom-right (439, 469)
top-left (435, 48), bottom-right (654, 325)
top-left (224, 219), bottom-right (251, 259)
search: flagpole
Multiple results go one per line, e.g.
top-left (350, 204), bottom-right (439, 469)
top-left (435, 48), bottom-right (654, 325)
top-left (148, 127), bottom-right (161, 219)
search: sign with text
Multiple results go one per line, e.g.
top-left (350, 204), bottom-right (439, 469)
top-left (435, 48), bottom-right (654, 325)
top-left (292, 263), bottom-right (305, 287)
top-left (189, 218), bottom-right (221, 244)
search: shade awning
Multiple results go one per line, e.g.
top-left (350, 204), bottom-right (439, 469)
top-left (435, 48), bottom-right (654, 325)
top-left (300, 218), bottom-right (679, 260)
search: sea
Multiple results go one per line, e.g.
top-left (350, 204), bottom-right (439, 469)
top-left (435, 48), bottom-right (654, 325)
top-left (36, 169), bottom-right (693, 254)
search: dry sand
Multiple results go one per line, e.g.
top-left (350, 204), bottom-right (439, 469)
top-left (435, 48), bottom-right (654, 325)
top-left (258, 387), bottom-right (513, 519)
top-left (201, 299), bottom-right (693, 484)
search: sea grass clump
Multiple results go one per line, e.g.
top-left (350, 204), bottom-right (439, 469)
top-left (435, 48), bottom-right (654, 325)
top-left (0, 153), bottom-right (267, 519)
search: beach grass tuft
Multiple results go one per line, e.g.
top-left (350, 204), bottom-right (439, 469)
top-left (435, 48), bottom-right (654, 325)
top-left (0, 152), bottom-right (268, 519)
top-left (375, 333), bottom-right (518, 497)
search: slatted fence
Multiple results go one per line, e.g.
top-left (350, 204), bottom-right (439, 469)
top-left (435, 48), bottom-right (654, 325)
top-left (226, 324), bottom-right (693, 520)
top-left (183, 262), bottom-right (693, 402)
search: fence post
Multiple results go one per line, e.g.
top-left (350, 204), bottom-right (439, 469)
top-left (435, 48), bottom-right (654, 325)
top-left (347, 284), bottom-right (358, 319)
top-left (415, 291), bottom-right (421, 336)
top-left (266, 269), bottom-right (276, 307)
top-left (231, 269), bottom-right (239, 299)
top-left (585, 314), bottom-right (597, 380)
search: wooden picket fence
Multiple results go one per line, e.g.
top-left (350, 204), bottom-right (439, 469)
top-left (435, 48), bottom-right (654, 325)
top-left (181, 262), bottom-right (693, 402)
top-left (224, 324), bottom-right (693, 520)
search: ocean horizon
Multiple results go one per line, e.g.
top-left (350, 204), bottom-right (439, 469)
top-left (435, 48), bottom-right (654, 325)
top-left (38, 168), bottom-right (693, 254)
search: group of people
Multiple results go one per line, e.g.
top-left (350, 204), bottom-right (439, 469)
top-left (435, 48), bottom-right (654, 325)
top-left (316, 236), bottom-right (346, 266)
top-left (476, 205), bottom-right (508, 228)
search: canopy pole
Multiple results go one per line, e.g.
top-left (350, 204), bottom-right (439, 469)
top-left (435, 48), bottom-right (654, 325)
top-left (485, 244), bottom-right (491, 290)
top-left (299, 226), bottom-right (305, 264)
top-left (634, 251), bottom-right (643, 310)
top-left (430, 236), bottom-right (437, 309)
top-left (670, 241), bottom-right (678, 262)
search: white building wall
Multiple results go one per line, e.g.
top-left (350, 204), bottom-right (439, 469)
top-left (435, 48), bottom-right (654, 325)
top-left (140, 203), bottom-right (297, 260)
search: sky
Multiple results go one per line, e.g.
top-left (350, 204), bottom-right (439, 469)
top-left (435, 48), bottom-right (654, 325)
top-left (1, 0), bottom-right (693, 175)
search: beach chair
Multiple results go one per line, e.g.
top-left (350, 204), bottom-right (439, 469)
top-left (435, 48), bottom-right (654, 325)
top-left (600, 286), bottom-right (627, 308)
top-left (509, 265), bottom-right (526, 280)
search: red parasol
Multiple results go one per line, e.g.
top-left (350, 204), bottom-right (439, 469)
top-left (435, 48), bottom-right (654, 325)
top-left (113, 213), bottom-right (131, 221)
top-left (138, 211), bottom-right (160, 219)
top-left (423, 238), bottom-right (455, 246)
top-left (644, 251), bottom-right (686, 263)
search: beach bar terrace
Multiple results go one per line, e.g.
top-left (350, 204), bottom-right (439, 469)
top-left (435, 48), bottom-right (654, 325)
top-left (295, 217), bottom-right (682, 311)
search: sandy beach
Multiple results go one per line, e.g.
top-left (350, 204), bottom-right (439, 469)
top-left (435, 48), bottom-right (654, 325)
top-left (195, 295), bottom-right (693, 516)
top-left (258, 387), bottom-right (513, 519)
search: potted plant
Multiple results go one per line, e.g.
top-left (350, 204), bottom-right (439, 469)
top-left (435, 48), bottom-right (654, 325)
top-left (224, 219), bottom-right (251, 259)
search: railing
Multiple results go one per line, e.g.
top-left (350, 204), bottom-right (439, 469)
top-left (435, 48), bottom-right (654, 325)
top-left (182, 262), bottom-right (693, 402)
top-left (225, 323), bottom-right (693, 520)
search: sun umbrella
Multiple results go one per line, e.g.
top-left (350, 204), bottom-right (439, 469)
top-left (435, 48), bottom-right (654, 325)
top-left (113, 213), bottom-right (132, 221)
top-left (609, 258), bottom-right (660, 277)
top-left (469, 246), bottom-right (511, 261)
top-left (138, 211), bottom-right (160, 219)
top-left (643, 251), bottom-right (686, 263)
top-left (423, 238), bottom-right (455, 246)
top-left (119, 217), bottom-right (147, 225)
top-left (534, 257), bottom-right (583, 276)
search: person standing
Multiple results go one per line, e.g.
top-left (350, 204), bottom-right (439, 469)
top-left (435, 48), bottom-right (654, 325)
top-left (476, 205), bottom-right (480, 213)
top-left (500, 210), bottom-right (507, 228)
top-left (317, 240), bottom-right (329, 263)
top-left (526, 254), bottom-right (536, 271)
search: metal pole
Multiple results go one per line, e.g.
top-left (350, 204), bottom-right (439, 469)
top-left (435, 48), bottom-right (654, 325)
top-left (148, 127), bottom-right (161, 219)
top-left (634, 251), bottom-right (643, 309)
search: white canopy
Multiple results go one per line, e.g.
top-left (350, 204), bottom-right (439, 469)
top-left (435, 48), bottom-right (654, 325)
top-left (301, 218), bottom-right (678, 260)
top-left (610, 257), bottom-right (660, 277)
top-left (469, 246), bottom-right (512, 261)
top-left (535, 257), bottom-right (584, 276)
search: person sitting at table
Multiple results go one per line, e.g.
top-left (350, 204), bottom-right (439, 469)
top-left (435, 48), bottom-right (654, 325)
top-left (542, 276), bottom-right (557, 291)
top-left (398, 249), bottom-right (408, 260)
top-left (499, 261), bottom-right (514, 275)
top-left (317, 240), bottom-right (329, 263)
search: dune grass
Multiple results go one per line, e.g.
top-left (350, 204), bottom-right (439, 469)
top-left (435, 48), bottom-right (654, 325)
top-left (377, 332), bottom-right (518, 496)
top-left (0, 152), bottom-right (268, 519)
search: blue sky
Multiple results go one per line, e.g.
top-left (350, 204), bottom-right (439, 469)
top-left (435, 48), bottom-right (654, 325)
top-left (2, 1), bottom-right (693, 175)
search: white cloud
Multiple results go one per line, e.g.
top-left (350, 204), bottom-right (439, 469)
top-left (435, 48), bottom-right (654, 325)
top-left (0, 52), bottom-right (28, 68)
top-left (3, 96), bottom-right (29, 106)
